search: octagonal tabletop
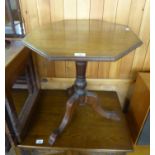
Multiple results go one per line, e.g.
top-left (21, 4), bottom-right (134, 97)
top-left (23, 20), bottom-right (142, 61)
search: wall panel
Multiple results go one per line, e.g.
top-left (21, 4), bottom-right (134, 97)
top-left (87, 0), bottom-right (104, 78)
top-left (20, 0), bottom-right (150, 80)
top-left (102, 0), bottom-right (118, 78)
top-left (119, 0), bottom-right (147, 79)
top-left (50, 0), bottom-right (65, 78)
top-left (111, 0), bottom-right (132, 79)
top-left (64, 0), bottom-right (77, 78)
top-left (131, 0), bottom-right (150, 79)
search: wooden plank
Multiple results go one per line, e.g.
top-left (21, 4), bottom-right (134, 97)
top-left (54, 61), bottom-right (66, 78)
top-left (109, 60), bottom-right (121, 78)
top-left (89, 1), bottom-right (104, 78)
top-left (130, 45), bottom-right (147, 79)
top-left (18, 0), bottom-right (47, 79)
top-left (46, 60), bottom-right (55, 77)
top-left (138, 0), bottom-right (150, 49)
top-left (54, 0), bottom-right (64, 21)
top-left (37, 0), bottom-right (51, 26)
top-left (36, 0), bottom-right (55, 77)
top-left (65, 62), bottom-right (76, 78)
top-left (109, 0), bottom-right (132, 79)
top-left (86, 62), bottom-right (99, 78)
top-left (119, 0), bottom-right (146, 78)
top-left (64, 0), bottom-right (76, 78)
top-left (25, 0), bottom-right (39, 31)
top-left (76, 7), bottom-right (90, 86)
top-left (49, 0), bottom-right (55, 21)
top-left (77, 0), bottom-right (90, 19)
top-left (19, 0), bottom-right (30, 33)
top-left (35, 55), bottom-right (46, 78)
top-left (102, 0), bottom-right (118, 23)
top-left (128, 0), bottom-right (146, 35)
top-left (90, 0), bottom-right (104, 19)
top-left (115, 0), bottom-right (132, 25)
top-left (22, 0), bottom-right (43, 78)
top-left (131, 0), bottom-right (150, 79)
top-left (49, 0), bottom-right (65, 78)
top-left (99, 0), bottom-right (118, 78)
top-left (143, 43), bottom-right (150, 71)
top-left (26, 0), bottom-right (46, 76)
top-left (98, 62), bottom-right (110, 78)
top-left (64, 0), bottom-right (77, 19)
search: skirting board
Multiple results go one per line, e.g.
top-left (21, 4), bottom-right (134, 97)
top-left (41, 78), bottom-right (133, 107)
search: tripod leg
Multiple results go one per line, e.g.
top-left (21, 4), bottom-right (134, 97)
top-left (86, 91), bottom-right (120, 121)
top-left (49, 93), bottom-right (79, 145)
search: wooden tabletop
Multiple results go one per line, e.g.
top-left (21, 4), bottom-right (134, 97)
top-left (23, 20), bottom-right (142, 61)
top-left (15, 90), bottom-right (132, 152)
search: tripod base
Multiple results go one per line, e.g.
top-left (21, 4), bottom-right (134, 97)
top-left (49, 61), bottom-right (120, 145)
top-left (49, 90), bottom-right (120, 145)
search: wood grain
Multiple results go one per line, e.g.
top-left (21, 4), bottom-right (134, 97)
top-left (89, 1), bottom-right (104, 78)
top-left (50, 0), bottom-right (65, 78)
top-left (119, 0), bottom-right (146, 78)
top-left (37, 0), bottom-right (56, 78)
top-left (110, 0), bottom-right (132, 79)
top-left (37, 0), bottom-right (51, 26)
top-left (64, 2), bottom-right (76, 78)
top-left (77, 0), bottom-right (90, 19)
top-left (23, 20), bottom-right (142, 61)
top-left (19, 0), bottom-right (30, 33)
top-left (65, 62), bottom-right (75, 78)
top-left (64, 0), bottom-right (76, 19)
top-left (101, 0), bottom-right (118, 78)
top-left (131, 0), bottom-right (150, 79)
top-left (90, 0), bottom-right (104, 19)
top-left (102, 0), bottom-right (118, 23)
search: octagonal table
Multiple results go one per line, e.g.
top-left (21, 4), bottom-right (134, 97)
top-left (23, 20), bottom-right (142, 145)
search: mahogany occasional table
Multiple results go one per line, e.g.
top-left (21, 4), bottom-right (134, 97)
top-left (23, 20), bottom-right (142, 145)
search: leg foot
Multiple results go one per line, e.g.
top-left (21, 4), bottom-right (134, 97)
top-left (86, 91), bottom-right (120, 121)
top-left (49, 93), bottom-right (79, 145)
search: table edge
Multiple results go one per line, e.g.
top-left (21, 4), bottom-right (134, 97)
top-left (22, 40), bottom-right (142, 62)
